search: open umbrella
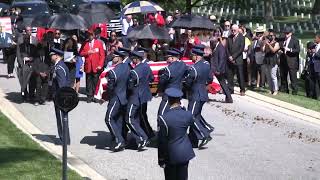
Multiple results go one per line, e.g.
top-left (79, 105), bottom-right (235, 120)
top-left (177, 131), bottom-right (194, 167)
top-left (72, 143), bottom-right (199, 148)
top-left (48, 13), bottom-right (90, 30)
top-left (30, 14), bottom-right (51, 28)
top-left (127, 24), bottom-right (170, 40)
top-left (122, 1), bottom-right (164, 15)
top-left (170, 15), bottom-right (215, 30)
top-left (77, 3), bottom-right (115, 24)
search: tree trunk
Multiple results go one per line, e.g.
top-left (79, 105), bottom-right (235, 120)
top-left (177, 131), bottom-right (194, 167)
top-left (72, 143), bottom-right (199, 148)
top-left (186, 0), bottom-right (192, 15)
top-left (313, 0), bottom-right (320, 14)
top-left (264, 0), bottom-right (274, 21)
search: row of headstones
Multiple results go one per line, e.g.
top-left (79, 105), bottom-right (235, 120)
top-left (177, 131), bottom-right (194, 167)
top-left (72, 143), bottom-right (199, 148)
top-left (197, 0), bottom-right (313, 17)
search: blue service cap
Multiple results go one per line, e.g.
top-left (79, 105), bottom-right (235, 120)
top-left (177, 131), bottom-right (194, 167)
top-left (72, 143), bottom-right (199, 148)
top-left (130, 51), bottom-right (144, 59)
top-left (138, 46), bottom-right (149, 53)
top-left (165, 88), bottom-right (183, 98)
top-left (113, 50), bottom-right (126, 58)
top-left (118, 47), bottom-right (131, 53)
top-left (191, 48), bottom-right (204, 56)
top-left (49, 47), bottom-right (64, 56)
top-left (171, 48), bottom-right (183, 55)
top-left (193, 44), bottom-right (206, 51)
top-left (165, 50), bottom-right (180, 57)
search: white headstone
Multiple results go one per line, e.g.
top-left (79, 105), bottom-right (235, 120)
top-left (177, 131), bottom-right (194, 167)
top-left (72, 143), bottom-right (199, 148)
top-left (249, 22), bottom-right (253, 28)
top-left (301, 13), bottom-right (304, 18)
top-left (294, 12), bottom-right (297, 17)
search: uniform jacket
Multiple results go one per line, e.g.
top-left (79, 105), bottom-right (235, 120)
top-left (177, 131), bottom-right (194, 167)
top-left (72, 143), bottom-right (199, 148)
top-left (128, 62), bottom-right (154, 105)
top-left (282, 36), bottom-right (300, 69)
top-left (0, 32), bottom-right (13, 48)
top-left (80, 39), bottom-right (105, 73)
top-left (312, 47), bottom-right (320, 73)
top-left (52, 60), bottom-right (70, 95)
top-left (158, 60), bottom-right (187, 94)
top-left (107, 62), bottom-right (130, 105)
top-left (226, 33), bottom-right (245, 65)
top-left (185, 59), bottom-right (212, 102)
top-left (211, 42), bottom-right (227, 74)
top-left (158, 106), bottom-right (195, 165)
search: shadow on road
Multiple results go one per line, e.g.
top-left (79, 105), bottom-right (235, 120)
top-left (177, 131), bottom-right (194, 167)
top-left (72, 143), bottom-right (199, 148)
top-left (80, 131), bottom-right (113, 150)
top-left (0, 74), bottom-right (9, 78)
top-left (5, 92), bottom-right (24, 104)
top-left (32, 134), bottom-right (62, 145)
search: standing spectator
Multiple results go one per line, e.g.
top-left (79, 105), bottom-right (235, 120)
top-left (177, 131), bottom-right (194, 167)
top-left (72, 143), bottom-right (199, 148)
top-left (90, 23), bottom-right (108, 39)
top-left (121, 15), bottom-right (133, 48)
top-left (72, 35), bottom-right (84, 93)
top-left (226, 24), bottom-right (245, 95)
top-left (222, 21), bottom-right (231, 38)
top-left (155, 11), bottom-right (165, 27)
top-left (251, 27), bottom-right (265, 88)
top-left (53, 29), bottom-right (64, 50)
top-left (127, 18), bottom-right (139, 35)
top-left (312, 33), bottom-right (320, 99)
top-left (279, 27), bottom-right (300, 95)
top-left (211, 37), bottom-right (233, 103)
top-left (262, 32), bottom-right (280, 95)
top-left (158, 88), bottom-right (195, 180)
top-left (80, 31), bottom-right (105, 103)
top-left (63, 38), bottom-right (78, 88)
top-left (239, 26), bottom-right (252, 86)
top-left (0, 23), bottom-right (16, 78)
top-left (304, 42), bottom-right (316, 98)
top-left (108, 31), bottom-right (123, 52)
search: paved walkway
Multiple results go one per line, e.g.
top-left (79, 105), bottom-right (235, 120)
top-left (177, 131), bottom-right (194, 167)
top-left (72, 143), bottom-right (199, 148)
top-left (0, 57), bottom-right (320, 180)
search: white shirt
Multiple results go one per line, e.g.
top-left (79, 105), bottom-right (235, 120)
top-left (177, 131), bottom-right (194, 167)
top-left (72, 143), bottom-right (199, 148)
top-left (121, 19), bottom-right (133, 36)
top-left (316, 43), bottom-right (320, 53)
top-left (284, 36), bottom-right (291, 53)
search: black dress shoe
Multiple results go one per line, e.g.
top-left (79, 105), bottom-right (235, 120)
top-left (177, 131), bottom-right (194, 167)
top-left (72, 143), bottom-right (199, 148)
top-left (199, 136), bottom-right (212, 148)
top-left (87, 97), bottom-right (92, 103)
top-left (225, 98), bottom-right (233, 103)
top-left (114, 142), bottom-right (125, 152)
top-left (137, 140), bottom-right (149, 151)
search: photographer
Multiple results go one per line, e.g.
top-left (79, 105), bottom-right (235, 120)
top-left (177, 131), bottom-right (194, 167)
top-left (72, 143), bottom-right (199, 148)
top-left (251, 27), bottom-right (265, 89)
top-left (262, 31), bottom-right (280, 95)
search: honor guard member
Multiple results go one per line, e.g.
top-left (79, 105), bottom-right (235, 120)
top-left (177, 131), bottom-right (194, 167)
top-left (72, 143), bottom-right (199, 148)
top-left (158, 88), bottom-right (195, 180)
top-left (171, 48), bottom-right (183, 59)
top-left (185, 48), bottom-right (214, 148)
top-left (50, 48), bottom-right (71, 144)
top-left (126, 51), bottom-right (154, 150)
top-left (158, 50), bottom-right (188, 116)
top-left (138, 47), bottom-right (150, 63)
top-left (118, 47), bottom-right (132, 65)
top-left (105, 50), bottom-right (130, 152)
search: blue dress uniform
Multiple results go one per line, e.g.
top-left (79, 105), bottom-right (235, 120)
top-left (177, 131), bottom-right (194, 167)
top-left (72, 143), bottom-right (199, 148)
top-left (105, 50), bottom-right (130, 151)
top-left (138, 47), bottom-right (150, 63)
top-left (51, 50), bottom-right (71, 144)
top-left (185, 48), bottom-right (214, 147)
top-left (158, 50), bottom-right (188, 116)
top-left (158, 88), bottom-right (195, 180)
top-left (126, 51), bottom-right (154, 150)
top-left (118, 47), bottom-right (132, 67)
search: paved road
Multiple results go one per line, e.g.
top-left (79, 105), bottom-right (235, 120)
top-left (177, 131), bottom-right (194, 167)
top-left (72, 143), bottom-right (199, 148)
top-left (0, 59), bottom-right (320, 180)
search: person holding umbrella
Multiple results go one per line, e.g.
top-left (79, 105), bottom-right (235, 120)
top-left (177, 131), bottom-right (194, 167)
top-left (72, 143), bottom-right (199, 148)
top-left (80, 30), bottom-right (105, 103)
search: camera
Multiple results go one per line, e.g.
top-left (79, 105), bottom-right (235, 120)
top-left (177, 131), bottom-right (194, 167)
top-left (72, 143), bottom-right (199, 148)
top-left (265, 35), bottom-right (273, 43)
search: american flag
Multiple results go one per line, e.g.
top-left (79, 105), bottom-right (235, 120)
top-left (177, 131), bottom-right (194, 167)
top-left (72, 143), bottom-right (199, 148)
top-left (94, 60), bottom-right (221, 100)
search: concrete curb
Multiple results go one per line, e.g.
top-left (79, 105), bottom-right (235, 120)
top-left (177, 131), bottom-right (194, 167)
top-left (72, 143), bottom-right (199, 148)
top-left (0, 89), bottom-right (107, 180)
top-left (233, 87), bottom-right (320, 125)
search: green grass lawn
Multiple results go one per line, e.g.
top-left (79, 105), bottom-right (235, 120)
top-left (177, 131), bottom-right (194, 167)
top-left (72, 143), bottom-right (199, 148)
top-left (0, 113), bottom-right (83, 180)
top-left (254, 80), bottom-right (320, 112)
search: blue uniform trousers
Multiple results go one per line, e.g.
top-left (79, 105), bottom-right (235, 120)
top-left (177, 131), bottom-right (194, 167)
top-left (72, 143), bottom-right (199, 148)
top-left (126, 103), bottom-right (148, 143)
top-left (188, 100), bottom-right (213, 140)
top-left (105, 97), bottom-right (125, 144)
top-left (164, 161), bottom-right (189, 180)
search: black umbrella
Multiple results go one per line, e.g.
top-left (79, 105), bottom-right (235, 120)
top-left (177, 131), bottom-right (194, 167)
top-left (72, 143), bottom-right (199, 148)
top-left (170, 15), bottom-right (215, 30)
top-left (0, 3), bottom-right (10, 12)
top-left (16, 64), bottom-right (33, 92)
top-left (77, 3), bottom-right (115, 24)
top-left (127, 24), bottom-right (170, 40)
top-left (30, 14), bottom-right (51, 28)
top-left (48, 13), bottom-right (90, 30)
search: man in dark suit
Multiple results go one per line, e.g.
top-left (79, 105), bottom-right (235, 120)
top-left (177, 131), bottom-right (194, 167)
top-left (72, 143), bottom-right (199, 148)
top-left (158, 88), bottom-right (195, 180)
top-left (50, 49), bottom-right (70, 144)
top-left (312, 33), bottom-right (320, 99)
top-left (211, 38), bottom-right (233, 103)
top-left (280, 26), bottom-right (300, 95)
top-left (126, 51), bottom-right (154, 151)
top-left (105, 50), bottom-right (130, 152)
top-left (185, 48), bottom-right (214, 148)
top-left (226, 24), bottom-right (245, 95)
top-left (157, 50), bottom-right (187, 116)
